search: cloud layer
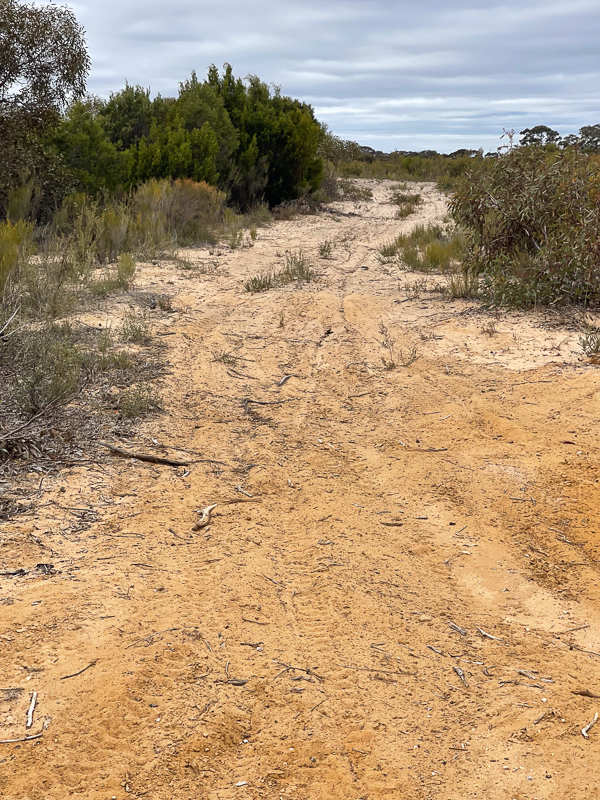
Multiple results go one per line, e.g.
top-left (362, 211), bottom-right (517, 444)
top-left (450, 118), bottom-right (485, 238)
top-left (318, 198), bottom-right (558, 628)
top-left (69, 0), bottom-right (600, 152)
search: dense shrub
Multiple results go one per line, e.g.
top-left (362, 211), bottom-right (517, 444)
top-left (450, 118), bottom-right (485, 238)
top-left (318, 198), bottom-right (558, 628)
top-left (450, 144), bottom-right (600, 306)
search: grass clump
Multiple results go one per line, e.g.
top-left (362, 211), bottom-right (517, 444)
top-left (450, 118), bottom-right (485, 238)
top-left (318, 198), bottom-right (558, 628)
top-left (91, 253), bottom-right (136, 297)
top-left (378, 224), bottom-right (466, 272)
top-left (244, 249), bottom-right (317, 293)
top-left (212, 349), bottom-right (238, 366)
top-left (390, 189), bottom-right (422, 218)
top-left (338, 180), bottom-right (373, 202)
top-left (319, 239), bottom-right (333, 258)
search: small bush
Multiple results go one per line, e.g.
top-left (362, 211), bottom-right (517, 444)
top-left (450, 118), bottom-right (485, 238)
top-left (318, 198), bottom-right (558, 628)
top-left (244, 250), bottom-right (317, 293)
top-left (91, 253), bottom-right (136, 297)
top-left (391, 190), bottom-right (422, 219)
top-left (122, 308), bottom-right (150, 344)
top-left (211, 349), bottom-right (238, 366)
top-left (9, 324), bottom-right (82, 414)
top-left (244, 271), bottom-right (274, 293)
top-left (0, 220), bottom-right (34, 296)
top-left (338, 179), bottom-right (373, 201)
top-left (319, 239), bottom-right (333, 258)
top-left (580, 327), bottom-right (600, 356)
top-left (278, 249), bottom-right (317, 284)
top-left (119, 384), bottom-right (162, 419)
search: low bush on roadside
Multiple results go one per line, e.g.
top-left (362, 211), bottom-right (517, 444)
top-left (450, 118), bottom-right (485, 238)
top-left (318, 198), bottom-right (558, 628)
top-left (450, 143), bottom-right (600, 307)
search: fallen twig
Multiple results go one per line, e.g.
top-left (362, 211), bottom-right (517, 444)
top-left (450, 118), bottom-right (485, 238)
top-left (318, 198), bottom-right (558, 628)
top-left (26, 691), bottom-right (37, 728)
top-left (477, 627), bottom-right (503, 641)
top-left (453, 666), bottom-right (469, 687)
top-left (242, 618), bottom-right (269, 625)
top-left (243, 398), bottom-right (296, 406)
top-left (582, 712), bottom-right (598, 739)
top-left (60, 660), bottom-right (98, 679)
top-left (573, 689), bottom-right (600, 699)
top-left (101, 443), bottom-right (190, 467)
top-left (193, 504), bottom-right (217, 531)
top-left (273, 660), bottom-right (325, 682)
top-left (449, 622), bottom-right (467, 636)
top-left (278, 375), bottom-right (299, 386)
top-left (0, 733), bottom-right (43, 744)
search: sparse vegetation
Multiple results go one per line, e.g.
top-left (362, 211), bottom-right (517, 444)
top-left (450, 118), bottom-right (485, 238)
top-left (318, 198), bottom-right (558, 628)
top-left (121, 308), bottom-right (151, 345)
top-left (119, 383), bottom-right (162, 419)
top-left (379, 322), bottom-right (397, 370)
top-left (390, 189), bottom-right (422, 218)
top-left (244, 249), bottom-right (317, 292)
top-left (319, 239), bottom-right (333, 258)
top-left (211, 349), bottom-right (238, 366)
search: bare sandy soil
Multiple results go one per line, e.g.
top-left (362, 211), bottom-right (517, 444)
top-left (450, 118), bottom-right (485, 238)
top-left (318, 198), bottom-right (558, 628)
top-left (2, 180), bottom-right (600, 800)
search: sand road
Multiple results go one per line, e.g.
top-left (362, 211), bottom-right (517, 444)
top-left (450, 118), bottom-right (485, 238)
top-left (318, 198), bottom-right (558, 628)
top-left (2, 180), bottom-right (600, 799)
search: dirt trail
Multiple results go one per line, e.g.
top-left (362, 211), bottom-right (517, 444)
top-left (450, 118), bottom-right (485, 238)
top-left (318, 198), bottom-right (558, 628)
top-left (3, 180), bottom-right (600, 800)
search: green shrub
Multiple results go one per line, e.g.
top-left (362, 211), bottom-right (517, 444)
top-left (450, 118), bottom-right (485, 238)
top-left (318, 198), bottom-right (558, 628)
top-left (11, 324), bottom-right (82, 414)
top-left (90, 252), bottom-right (136, 297)
top-left (0, 219), bottom-right (34, 295)
top-left (450, 144), bottom-right (600, 306)
top-left (580, 327), bottom-right (600, 356)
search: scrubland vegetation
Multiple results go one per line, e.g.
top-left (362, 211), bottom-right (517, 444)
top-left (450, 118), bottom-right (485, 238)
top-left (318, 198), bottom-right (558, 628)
top-left (2, 0), bottom-right (600, 458)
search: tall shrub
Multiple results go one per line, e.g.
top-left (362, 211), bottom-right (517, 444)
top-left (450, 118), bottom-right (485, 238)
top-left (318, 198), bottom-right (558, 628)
top-left (450, 145), bottom-right (600, 306)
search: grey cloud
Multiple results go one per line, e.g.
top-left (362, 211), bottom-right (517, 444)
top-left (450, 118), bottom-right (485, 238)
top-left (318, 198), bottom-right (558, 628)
top-left (66, 0), bottom-right (600, 152)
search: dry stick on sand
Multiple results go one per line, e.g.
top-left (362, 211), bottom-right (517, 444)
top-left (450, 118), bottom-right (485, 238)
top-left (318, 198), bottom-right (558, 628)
top-left (60, 660), bottom-right (98, 679)
top-left (26, 692), bottom-right (37, 729)
top-left (582, 712), bottom-right (599, 739)
top-left (101, 443), bottom-right (190, 467)
top-left (0, 733), bottom-right (43, 744)
top-left (193, 504), bottom-right (217, 531)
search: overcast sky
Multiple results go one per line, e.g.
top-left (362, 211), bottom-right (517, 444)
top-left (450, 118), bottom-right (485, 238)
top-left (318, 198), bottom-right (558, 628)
top-left (68, 0), bottom-right (599, 153)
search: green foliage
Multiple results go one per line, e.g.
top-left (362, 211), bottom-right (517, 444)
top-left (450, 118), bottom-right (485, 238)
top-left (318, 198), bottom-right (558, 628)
top-left (450, 145), bottom-right (600, 306)
top-left (121, 308), bottom-right (151, 345)
top-left (99, 83), bottom-right (155, 150)
top-left (53, 100), bottom-right (131, 195)
top-left (91, 253), bottom-right (136, 297)
top-left (11, 323), bottom-right (82, 414)
top-left (0, 0), bottom-right (90, 212)
top-left (391, 189), bottom-right (422, 218)
top-left (319, 239), bottom-right (333, 258)
top-left (0, 219), bottom-right (34, 296)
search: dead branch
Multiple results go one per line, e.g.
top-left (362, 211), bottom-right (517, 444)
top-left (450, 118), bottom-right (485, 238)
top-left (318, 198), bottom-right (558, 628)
top-left (101, 443), bottom-right (190, 467)
top-left (60, 660), bottom-right (98, 679)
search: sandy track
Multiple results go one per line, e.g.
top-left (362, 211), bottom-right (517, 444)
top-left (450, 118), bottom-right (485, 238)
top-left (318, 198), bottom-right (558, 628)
top-left (2, 180), bottom-right (600, 799)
